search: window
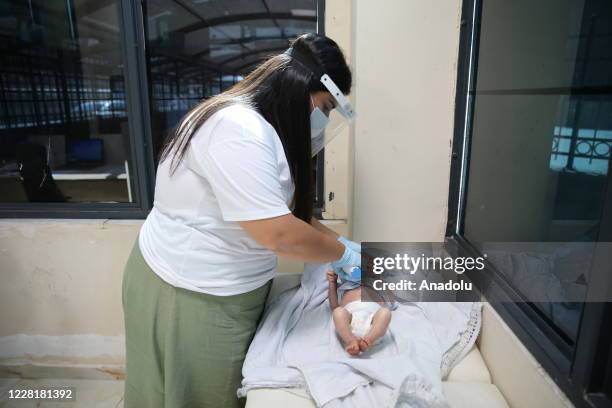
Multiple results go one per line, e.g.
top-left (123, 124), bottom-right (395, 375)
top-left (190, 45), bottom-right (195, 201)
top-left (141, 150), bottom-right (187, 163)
top-left (142, 0), bottom-right (324, 212)
top-left (448, 0), bottom-right (612, 406)
top-left (0, 0), bottom-right (143, 215)
top-left (0, 0), bottom-right (323, 217)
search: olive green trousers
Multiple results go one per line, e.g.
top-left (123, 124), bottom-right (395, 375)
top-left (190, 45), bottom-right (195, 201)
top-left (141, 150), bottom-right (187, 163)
top-left (121, 239), bottom-right (271, 408)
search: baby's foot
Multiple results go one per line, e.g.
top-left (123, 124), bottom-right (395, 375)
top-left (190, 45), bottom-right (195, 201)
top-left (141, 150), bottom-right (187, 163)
top-left (358, 337), bottom-right (372, 352)
top-left (345, 338), bottom-right (361, 355)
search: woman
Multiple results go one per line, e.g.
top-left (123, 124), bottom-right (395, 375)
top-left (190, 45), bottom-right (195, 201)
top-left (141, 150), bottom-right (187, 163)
top-left (121, 33), bottom-right (360, 407)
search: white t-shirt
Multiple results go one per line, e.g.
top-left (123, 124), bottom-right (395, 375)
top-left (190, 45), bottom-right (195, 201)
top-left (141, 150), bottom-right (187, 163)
top-left (139, 103), bottom-right (295, 296)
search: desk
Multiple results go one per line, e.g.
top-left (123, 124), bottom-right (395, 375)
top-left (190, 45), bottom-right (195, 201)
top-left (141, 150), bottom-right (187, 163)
top-left (0, 162), bottom-right (132, 202)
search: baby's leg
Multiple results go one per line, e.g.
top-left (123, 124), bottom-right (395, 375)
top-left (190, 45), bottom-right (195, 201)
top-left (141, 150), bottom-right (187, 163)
top-left (359, 308), bottom-right (392, 352)
top-left (332, 307), bottom-right (360, 355)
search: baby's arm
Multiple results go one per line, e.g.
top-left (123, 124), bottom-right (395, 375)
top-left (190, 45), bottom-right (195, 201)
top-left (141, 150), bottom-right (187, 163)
top-left (327, 271), bottom-right (339, 310)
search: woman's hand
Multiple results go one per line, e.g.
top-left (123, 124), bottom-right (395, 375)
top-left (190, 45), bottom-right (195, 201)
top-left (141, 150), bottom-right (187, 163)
top-left (330, 244), bottom-right (361, 270)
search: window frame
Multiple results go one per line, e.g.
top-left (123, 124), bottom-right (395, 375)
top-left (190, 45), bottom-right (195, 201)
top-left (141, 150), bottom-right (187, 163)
top-left (0, 0), bottom-right (326, 219)
top-left (0, 0), bottom-right (154, 219)
top-left (446, 0), bottom-right (612, 407)
top-left (313, 0), bottom-right (327, 217)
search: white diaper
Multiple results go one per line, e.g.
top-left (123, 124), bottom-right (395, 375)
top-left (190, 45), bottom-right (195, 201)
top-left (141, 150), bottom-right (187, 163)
top-left (344, 300), bottom-right (381, 338)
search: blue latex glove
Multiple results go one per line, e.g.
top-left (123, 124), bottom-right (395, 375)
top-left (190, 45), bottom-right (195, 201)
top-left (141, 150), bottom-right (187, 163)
top-left (338, 236), bottom-right (361, 253)
top-left (331, 244), bottom-right (361, 270)
top-left (335, 237), bottom-right (362, 281)
top-left (337, 266), bottom-right (361, 282)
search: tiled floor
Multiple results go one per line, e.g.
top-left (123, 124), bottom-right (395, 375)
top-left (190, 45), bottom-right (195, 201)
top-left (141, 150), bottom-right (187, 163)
top-left (0, 378), bottom-right (124, 408)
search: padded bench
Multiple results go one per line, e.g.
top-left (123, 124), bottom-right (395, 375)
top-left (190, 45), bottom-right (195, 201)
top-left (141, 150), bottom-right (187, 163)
top-left (245, 273), bottom-right (509, 408)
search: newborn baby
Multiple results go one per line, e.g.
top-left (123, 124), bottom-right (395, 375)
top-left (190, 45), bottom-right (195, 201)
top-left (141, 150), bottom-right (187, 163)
top-left (327, 269), bottom-right (393, 355)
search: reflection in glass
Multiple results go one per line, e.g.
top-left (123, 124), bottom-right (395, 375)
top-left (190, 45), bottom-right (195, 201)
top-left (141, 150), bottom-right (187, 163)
top-left (463, 0), bottom-right (611, 341)
top-left (0, 0), bottom-right (134, 203)
top-left (143, 0), bottom-right (319, 163)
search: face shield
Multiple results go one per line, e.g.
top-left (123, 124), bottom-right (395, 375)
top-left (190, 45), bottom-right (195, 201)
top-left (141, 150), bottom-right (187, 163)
top-left (310, 74), bottom-right (355, 156)
top-left (284, 47), bottom-right (355, 156)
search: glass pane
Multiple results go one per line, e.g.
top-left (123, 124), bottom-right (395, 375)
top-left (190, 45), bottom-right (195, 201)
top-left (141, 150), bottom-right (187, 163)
top-left (0, 0), bottom-right (135, 203)
top-left (463, 0), bottom-right (611, 341)
top-left (143, 0), bottom-right (319, 164)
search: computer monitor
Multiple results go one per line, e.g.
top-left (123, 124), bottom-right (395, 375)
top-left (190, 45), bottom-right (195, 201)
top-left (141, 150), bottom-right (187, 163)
top-left (66, 138), bottom-right (104, 168)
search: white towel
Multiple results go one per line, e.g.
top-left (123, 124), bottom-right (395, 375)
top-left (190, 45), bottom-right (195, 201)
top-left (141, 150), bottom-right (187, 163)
top-left (238, 262), bottom-right (481, 408)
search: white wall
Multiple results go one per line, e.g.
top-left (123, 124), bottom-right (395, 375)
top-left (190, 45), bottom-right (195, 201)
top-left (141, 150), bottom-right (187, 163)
top-left (352, 0), bottom-right (462, 242)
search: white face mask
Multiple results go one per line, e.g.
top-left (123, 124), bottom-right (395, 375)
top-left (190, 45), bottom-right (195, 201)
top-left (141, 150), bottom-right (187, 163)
top-left (310, 95), bottom-right (330, 157)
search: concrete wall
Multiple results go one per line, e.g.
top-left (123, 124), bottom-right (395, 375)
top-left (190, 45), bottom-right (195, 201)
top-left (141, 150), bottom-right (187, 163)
top-left (0, 220), bottom-right (136, 364)
top-left (0, 220), bottom-right (135, 338)
top-left (351, 0), bottom-right (462, 242)
top-left (479, 303), bottom-right (573, 407)
top-left (0, 219), bottom-right (345, 364)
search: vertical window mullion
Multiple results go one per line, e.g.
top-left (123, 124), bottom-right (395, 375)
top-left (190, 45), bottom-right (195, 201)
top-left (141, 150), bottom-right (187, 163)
top-left (118, 0), bottom-right (156, 212)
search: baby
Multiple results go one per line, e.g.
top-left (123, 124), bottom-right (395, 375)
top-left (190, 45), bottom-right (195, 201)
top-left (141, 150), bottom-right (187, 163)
top-left (327, 269), bottom-right (393, 355)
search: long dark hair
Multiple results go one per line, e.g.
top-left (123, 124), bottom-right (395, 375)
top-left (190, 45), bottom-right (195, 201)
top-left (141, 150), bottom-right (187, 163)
top-left (159, 33), bottom-right (352, 222)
